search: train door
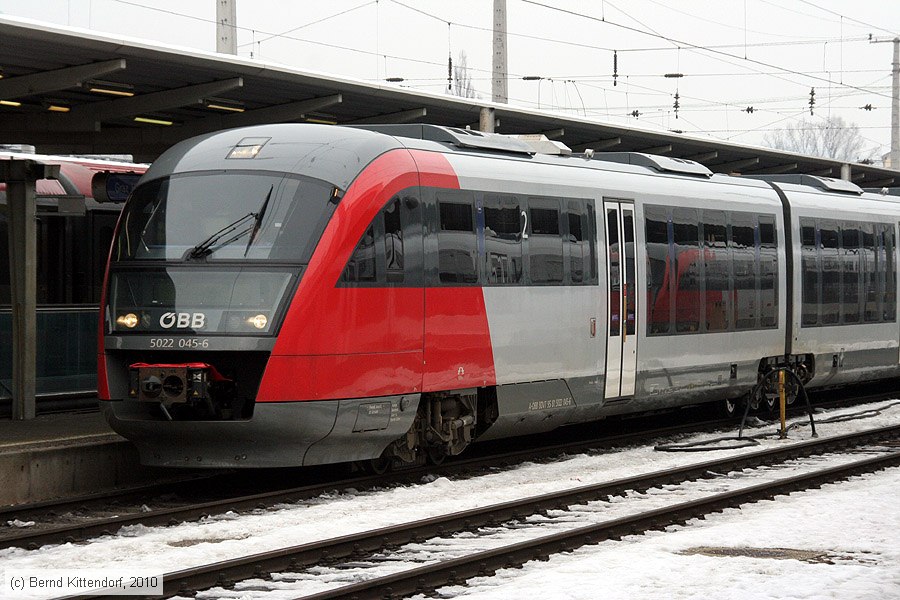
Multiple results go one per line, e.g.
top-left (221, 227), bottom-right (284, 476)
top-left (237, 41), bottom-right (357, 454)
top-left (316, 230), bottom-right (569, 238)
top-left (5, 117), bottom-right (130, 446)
top-left (604, 200), bottom-right (637, 399)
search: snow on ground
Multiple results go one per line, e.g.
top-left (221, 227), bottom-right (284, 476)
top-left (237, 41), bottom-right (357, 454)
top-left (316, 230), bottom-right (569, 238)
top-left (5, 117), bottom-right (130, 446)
top-left (430, 466), bottom-right (900, 600)
top-left (0, 399), bottom-right (898, 600)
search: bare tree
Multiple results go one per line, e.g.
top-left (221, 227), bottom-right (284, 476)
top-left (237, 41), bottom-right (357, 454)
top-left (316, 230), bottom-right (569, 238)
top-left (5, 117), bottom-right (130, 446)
top-left (453, 51), bottom-right (476, 99)
top-left (762, 115), bottom-right (875, 162)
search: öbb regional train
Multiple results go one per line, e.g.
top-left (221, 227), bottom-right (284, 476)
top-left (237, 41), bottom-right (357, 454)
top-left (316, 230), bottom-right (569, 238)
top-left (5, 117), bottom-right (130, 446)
top-left (99, 123), bottom-right (899, 468)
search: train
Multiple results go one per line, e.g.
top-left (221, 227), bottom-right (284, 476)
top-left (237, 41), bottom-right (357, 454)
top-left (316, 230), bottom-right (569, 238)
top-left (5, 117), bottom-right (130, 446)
top-left (98, 123), bottom-right (899, 469)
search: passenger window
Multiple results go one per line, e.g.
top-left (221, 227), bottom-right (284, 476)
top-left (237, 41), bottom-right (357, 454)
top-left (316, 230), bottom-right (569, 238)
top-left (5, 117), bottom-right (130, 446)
top-left (800, 219), bottom-right (819, 326)
top-left (586, 203), bottom-right (599, 283)
top-left (483, 194), bottom-right (523, 284)
top-left (340, 194), bottom-right (419, 285)
top-left (862, 223), bottom-right (878, 322)
top-left (672, 207), bottom-right (700, 333)
top-left (437, 194), bottom-right (478, 284)
top-left (383, 198), bottom-right (404, 283)
top-left (644, 205), bottom-right (670, 334)
top-left (342, 224), bottom-right (378, 283)
top-left (529, 199), bottom-right (563, 284)
top-left (885, 224), bottom-right (897, 321)
top-left (758, 215), bottom-right (778, 328)
top-left (732, 212), bottom-right (759, 330)
top-left (567, 204), bottom-right (586, 284)
top-left (702, 210), bottom-right (729, 331)
top-left (841, 223), bottom-right (861, 324)
top-left (819, 220), bottom-right (840, 325)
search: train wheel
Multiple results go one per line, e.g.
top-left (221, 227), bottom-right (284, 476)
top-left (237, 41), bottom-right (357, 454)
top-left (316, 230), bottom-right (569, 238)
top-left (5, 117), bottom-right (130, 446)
top-left (426, 446), bottom-right (447, 466)
top-left (363, 456), bottom-right (392, 475)
top-left (720, 397), bottom-right (739, 418)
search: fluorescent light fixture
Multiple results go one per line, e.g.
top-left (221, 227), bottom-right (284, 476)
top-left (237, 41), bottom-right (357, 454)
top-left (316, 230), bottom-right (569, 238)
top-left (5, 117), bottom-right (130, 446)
top-left (85, 80), bottom-right (135, 97)
top-left (203, 98), bottom-right (245, 113)
top-left (305, 117), bottom-right (338, 125)
top-left (0, 100), bottom-right (22, 107)
top-left (134, 116), bottom-right (173, 126)
top-left (45, 101), bottom-right (70, 112)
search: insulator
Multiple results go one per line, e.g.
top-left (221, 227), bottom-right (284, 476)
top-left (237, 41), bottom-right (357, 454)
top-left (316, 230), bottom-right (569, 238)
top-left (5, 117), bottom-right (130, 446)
top-left (613, 50), bottom-right (618, 86)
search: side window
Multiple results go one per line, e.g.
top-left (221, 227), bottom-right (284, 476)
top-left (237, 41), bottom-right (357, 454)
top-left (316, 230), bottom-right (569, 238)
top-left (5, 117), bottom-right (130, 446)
top-left (341, 194), bottom-right (419, 285)
top-left (437, 193), bottom-right (478, 284)
top-left (672, 207), bottom-right (700, 333)
top-left (800, 218), bottom-right (819, 326)
top-left (529, 198), bottom-right (563, 284)
top-left (841, 223), bottom-right (861, 324)
top-left (645, 205), bottom-right (670, 334)
top-left (567, 203), bottom-right (586, 284)
top-left (862, 223), bottom-right (878, 322)
top-left (819, 220), bottom-right (840, 325)
top-left (702, 210), bottom-right (729, 331)
top-left (567, 200), bottom-right (598, 286)
top-left (732, 211), bottom-right (759, 330)
top-left (342, 223), bottom-right (378, 283)
top-left (886, 224), bottom-right (897, 321)
top-left (383, 198), bottom-right (404, 283)
top-left (758, 215), bottom-right (778, 328)
top-left (483, 194), bottom-right (523, 284)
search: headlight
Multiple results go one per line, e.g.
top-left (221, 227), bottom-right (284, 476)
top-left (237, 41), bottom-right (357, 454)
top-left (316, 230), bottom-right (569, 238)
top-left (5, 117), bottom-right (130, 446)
top-left (116, 313), bottom-right (139, 328)
top-left (247, 314), bottom-right (268, 329)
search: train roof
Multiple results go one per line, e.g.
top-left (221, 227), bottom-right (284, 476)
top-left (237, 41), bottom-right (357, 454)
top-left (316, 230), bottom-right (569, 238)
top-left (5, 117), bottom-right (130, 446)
top-left (140, 124), bottom-right (401, 191)
top-left (0, 150), bottom-right (145, 200)
top-left (140, 124), bottom-right (890, 204)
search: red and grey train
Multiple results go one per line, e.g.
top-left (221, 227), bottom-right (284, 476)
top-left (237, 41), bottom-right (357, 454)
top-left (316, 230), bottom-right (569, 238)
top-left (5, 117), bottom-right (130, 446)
top-left (99, 123), bottom-right (899, 468)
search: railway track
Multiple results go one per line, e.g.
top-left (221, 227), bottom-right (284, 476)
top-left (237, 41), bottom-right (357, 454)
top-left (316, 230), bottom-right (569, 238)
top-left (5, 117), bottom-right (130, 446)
top-left (78, 423), bottom-right (899, 600)
top-left (1, 394), bottom-right (894, 551)
top-left (0, 409), bottom-right (741, 551)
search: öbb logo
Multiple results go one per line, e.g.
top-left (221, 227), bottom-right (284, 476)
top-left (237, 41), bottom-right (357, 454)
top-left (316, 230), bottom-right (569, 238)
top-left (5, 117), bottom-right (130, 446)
top-left (159, 312), bottom-right (206, 329)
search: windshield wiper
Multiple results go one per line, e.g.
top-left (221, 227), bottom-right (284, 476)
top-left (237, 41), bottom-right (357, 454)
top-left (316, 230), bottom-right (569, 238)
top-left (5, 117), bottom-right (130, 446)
top-left (187, 212), bottom-right (256, 260)
top-left (243, 185), bottom-right (274, 257)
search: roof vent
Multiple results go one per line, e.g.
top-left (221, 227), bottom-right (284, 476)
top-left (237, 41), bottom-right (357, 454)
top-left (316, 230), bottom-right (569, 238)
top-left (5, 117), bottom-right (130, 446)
top-left (355, 124), bottom-right (541, 156)
top-left (591, 152), bottom-right (713, 178)
top-left (746, 174), bottom-right (864, 195)
top-left (513, 134), bottom-right (572, 156)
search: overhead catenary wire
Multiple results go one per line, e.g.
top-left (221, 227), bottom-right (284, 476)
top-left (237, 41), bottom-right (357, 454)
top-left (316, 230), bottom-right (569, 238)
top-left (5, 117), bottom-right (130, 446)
top-left (100, 0), bottom-right (894, 147)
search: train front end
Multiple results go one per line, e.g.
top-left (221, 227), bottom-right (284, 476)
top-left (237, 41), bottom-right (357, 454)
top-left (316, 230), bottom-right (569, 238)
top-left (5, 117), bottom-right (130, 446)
top-left (98, 124), bottom-right (407, 467)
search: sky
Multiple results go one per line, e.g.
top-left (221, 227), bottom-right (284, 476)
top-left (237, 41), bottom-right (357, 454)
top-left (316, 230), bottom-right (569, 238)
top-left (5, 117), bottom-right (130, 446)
top-left (0, 0), bottom-right (898, 162)
top-left (1, 398), bottom-right (898, 599)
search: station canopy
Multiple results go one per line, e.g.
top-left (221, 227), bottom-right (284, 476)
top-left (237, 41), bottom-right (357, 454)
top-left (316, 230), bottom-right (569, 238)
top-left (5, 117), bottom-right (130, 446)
top-left (0, 15), bottom-right (897, 187)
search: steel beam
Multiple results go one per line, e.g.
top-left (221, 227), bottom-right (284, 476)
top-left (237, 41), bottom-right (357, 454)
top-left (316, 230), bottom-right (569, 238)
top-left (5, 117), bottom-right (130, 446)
top-left (573, 137), bottom-right (621, 152)
top-left (0, 59), bottom-right (126, 99)
top-left (346, 107), bottom-right (428, 125)
top-left (709, 157), bottom-right (760, 173)
top-left (173, 93), bottom-right (343, 138)
top-left (748, 163), bottom-right (798, 175)
top-left (70, 77), bottom-right (243, 126)
top-left (539, 128), bottom-right (565, 139)
top-left (641, 144), bottom-right (672, 155)
top-left (684, 150), bottom-right (718, 162)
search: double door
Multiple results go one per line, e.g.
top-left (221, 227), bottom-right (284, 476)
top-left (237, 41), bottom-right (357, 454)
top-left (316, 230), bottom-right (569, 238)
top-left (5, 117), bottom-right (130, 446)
top-left (604, 200), bottom-right (637, 399)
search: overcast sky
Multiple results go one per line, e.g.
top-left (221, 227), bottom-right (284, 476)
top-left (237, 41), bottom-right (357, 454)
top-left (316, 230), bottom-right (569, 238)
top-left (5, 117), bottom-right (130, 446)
top-left (1, 0), bottom-right (898, 161)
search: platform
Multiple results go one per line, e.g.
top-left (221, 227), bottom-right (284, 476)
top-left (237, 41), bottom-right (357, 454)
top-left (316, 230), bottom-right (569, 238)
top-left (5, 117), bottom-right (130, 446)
top-left (0, 409), bottom-right (164, 506)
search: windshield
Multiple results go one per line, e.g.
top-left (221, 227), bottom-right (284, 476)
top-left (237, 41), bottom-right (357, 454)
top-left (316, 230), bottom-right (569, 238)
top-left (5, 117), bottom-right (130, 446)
top-left (114, 171), bottom-right (335, 262)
